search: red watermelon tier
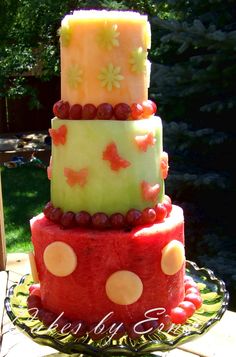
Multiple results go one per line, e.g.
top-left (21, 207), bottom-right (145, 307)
top-left (30, 205), bottom-right (185, 326)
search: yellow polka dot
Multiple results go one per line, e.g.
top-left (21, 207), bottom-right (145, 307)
top-left (28, 251), bottom-right (39, 283)
top-left (105, 270), bottom-right (143, 305)
top-left (43, 241), bottom-right (77, 277)
top-left (161, 240), bottom-right (185, 275)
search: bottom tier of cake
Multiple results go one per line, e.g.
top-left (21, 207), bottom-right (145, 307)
top-left (30, 205), bottom-right (185, 326)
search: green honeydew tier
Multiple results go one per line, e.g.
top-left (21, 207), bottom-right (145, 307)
top-left (50, 117), bottom-right (164, 214)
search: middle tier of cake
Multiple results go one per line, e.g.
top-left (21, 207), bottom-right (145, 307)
top-left (49, 117), bottom-right (166, 215)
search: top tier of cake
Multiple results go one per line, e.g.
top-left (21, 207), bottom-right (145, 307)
top-left (60, 10), bottom-right (151, 106)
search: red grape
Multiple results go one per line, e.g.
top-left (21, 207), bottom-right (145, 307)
top-left (164, 194), bottom-right (172, 204)
top-left (114, 103), bottom-right (131, 120)
top-left (53, 100), bottom-right (70, 119)
top-left (75, 211), bottom-right (91, 227)
top-left (185, 287), bottom-right (200, 295)
top-left (154, 203), bottom-right (167, 222)
top-left (88, 322), bottom-right (107, 340)
top-left (110, 213), bottom-right (125, 229)
top-left (50, 207), bottom-right (63, 223)
top-left (43, 201), bottom-right (54, 219)
top-left (131, 103), bottom-right (143, 119)
top-left (29, 284), bottom-right (40, 294)
top-left (60, 211), bottom-right (75, 228)
top-left (97, 103), bottom-right (113, 119)
top-left (125, 209), bottom-right (142, 226)
top-left (108, 323), bottom-right (126, 340)
top-left (150, 100), bottom-right (157, 114)
top-left (82, 104), bottom-right (97, 119)
top-left (70, 320), bottom-right (87, 338)
top-left (142, 207), bottom-right (156, 224)
top-left (30, 287), bottom-right (41, 297)
top-left (170, 307), bottom-right (187, 325)
top-left (92, 212), bottom-right (109, 229)
top-left (184, 293), bottom-right (203, 310)
top-left (141, 100), bottom-right (155, 117)
top-left (41, 310), bottom-right (57, 327)
top-left (157, 314), bottom-right (172, 331)
top-left (184, 280), bottom-right (198, 291)
top-left (184, 275), bottom-right (194, 283)
top-left (27, 295), bottom-right (42, 310)
top-left (55, 316), bottom-right (71, 333)
top-left (163, 196), bottom-right (172, 217)
top-left (179, 301), bottom-right (196, 318)
top-left (69, 104), bottom-right (82, 119)
top-left (126, 323), bottom-right (143, 339)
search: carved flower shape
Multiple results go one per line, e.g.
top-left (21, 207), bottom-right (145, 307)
top-left (98, 63), bottom-right (124, 91)
top-left (58, 25), bottom-right (71, 47)
top-left (129, 47), bottom-right (147, 74)
top-left (97, 23), bottom-right (120, 50)
top-left (67, 64), bottom-right (83, 89)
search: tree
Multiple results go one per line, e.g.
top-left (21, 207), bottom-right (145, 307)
top-left (149, 0), bottom-right (236, 308)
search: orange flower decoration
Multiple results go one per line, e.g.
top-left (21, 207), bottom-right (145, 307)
top-left (49, 125), bottom-right (67, 146)
top-left (64, 167), bottom-right (89, 187)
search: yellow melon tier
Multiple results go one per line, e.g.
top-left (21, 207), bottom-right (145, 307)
top-left (60, 10), bottom-right (151, 106)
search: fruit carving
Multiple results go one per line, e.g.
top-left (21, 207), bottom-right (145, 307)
top-left (49, 125), bottom-right (67, 146)
top-left (67, 64), bottom-right (83, 89)
top-left (96, 23), bottom-right (120, 50)
top-left (160, 152), bottom-right (169, 179)
top-left (64, 167), bottom-right (89, 187)
top-left (141, 180), bottom-right (160, 202)
top-left (98, 63), bottom-right (124, 91)
top-left (103, 142), bottom-right (131, 171)
top-left (134, 131), bottom-right (156, 152)
top-left (47, 156), bottom-right (52, 180)
top-left (129, 47), bottom-right (147, 73)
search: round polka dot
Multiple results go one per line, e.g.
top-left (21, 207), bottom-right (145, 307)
top-left (28, 251), bottom-right (39, 283)
top-left (43, 241), bottom-right (77, 277)
top-left (105, 270), bottom-right (143, 305)
top-left (161, 240), bottom-right (185, 275)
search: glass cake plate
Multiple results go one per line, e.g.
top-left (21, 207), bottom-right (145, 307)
top-left (5, 261), bottom-right (229, 356)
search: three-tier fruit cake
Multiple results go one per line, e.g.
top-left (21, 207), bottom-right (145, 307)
top-left (27, 10), bottom-right (202, 338)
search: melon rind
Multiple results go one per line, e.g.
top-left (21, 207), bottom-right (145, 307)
top-left (50, 117), bottom-right (164, 214)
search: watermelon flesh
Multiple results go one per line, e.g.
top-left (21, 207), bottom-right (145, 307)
top-left (31, 205), bottom-right (185, 325)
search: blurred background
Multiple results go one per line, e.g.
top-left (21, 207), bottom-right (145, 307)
top-left (0, 0), bottom-right (235, 310)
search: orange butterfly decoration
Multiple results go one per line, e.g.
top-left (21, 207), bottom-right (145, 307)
top-left (49, 125), bottom-right (67, 146)
top-left (134, 132), bottom-right (156, 152)
top-left (160, 152), bottom-right (169, 179)
top-left (141, 181), bottom-right (160, 202)
top-left (103, 142), bottom-right (131, 171)
top-left (64, 167), bottom-right (89, 187)
top-left (47, 156), bottom-right (52, 180)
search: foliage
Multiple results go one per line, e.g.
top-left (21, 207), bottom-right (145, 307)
top-left (150, 0), bottom-right (236, 130)
top-left (1, 165), bottom-right (50, 252)
top-left (150, 0), bottom-right (236, 310)
top-left (0, 0), bottom-right (160, 102)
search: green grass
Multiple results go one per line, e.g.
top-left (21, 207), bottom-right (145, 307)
top-left (1, 165), bottom-right (50, 253)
